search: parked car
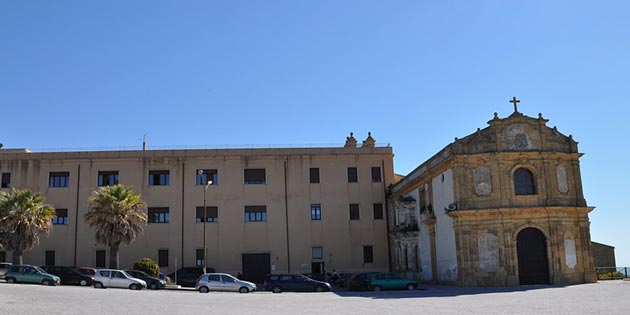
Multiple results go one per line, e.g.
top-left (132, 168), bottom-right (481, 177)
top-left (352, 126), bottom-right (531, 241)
top-left (195, 273), bottom-right (256, 293)
top-left (125, 270), bottom-right (166, 290)
top-left (93, 269), bottom-right (146, 290)
top-left (347, 272), bottom-right (380, 291)
top-left (0, 262), bottom-right (11, 280)
top-left (4, 265), bottom-right (60, 286)
top-left (369, 273), bottom-right (417, 291)
top-left (263, 274), bottom-right (331, 293)
top-left (41, 266), bottom-right (94, 286)
top-left (168, 267), bottom-right (208, 287)
top-left (77, 267), bottom-right (96, 276)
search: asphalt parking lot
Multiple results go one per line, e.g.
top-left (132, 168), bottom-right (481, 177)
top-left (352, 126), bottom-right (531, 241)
top-left (0, 281), bottom-right (629, 315)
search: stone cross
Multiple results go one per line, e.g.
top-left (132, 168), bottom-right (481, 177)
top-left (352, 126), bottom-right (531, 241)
top-left (509, 97), bottom-right (520, 112)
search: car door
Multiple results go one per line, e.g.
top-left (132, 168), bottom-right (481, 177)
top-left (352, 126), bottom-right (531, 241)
top-left (206, 274), bottom-right (222, 291)
top-left (97, 270), bottom-right (111, 287)
top-left (220, 274), bottom-right (238, 292)
top-left (110, 271), bottom-right (129, 288)
top-left (22, 266), bottom-right (40, 283)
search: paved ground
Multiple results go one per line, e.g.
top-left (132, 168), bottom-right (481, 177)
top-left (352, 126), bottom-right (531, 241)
top-left (0, 281), bottom-right (629, 315)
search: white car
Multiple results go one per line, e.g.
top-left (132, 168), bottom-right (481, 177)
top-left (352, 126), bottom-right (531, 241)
top-left (195, 273), bottom-right (257, 293)
top-left (93, 269), bottom-right (146, 290)
top-left (0, 262), bottom-right (11, 280)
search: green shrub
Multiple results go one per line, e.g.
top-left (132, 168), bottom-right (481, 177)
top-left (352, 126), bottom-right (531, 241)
top-left (132, 258), bottom-right (159, 277)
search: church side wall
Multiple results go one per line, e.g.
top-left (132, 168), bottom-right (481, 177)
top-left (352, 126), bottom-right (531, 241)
top-left (432, 169), bottom-right (458, 283)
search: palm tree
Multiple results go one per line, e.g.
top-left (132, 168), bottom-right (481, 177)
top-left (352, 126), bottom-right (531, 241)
top-left (0, 189), bottom-right (56, 265)
top-left (85, 184), bottom-right (147, 269)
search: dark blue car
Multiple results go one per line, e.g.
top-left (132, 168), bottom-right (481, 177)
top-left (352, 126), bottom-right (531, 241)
top-left (264, 274), bottom-right (331, 293)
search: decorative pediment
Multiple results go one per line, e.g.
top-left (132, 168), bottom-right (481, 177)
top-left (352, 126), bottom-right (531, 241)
top-left (452, 109), bottom-right (578, 155)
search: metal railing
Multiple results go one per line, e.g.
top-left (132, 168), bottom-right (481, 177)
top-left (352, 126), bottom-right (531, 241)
top-left (595, 267), bottom-right (628, 280)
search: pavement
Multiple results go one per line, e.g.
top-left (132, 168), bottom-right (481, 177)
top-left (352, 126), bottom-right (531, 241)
top-left (1, 280), bottom-right (629, 314)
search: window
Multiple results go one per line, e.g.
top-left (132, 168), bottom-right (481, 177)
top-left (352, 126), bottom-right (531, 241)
top-left (309, 168), bottom-right (320, 183)
top-left (52, 209), bottom-right (68, 225)
top-left (49, 172), bottom-right (70, 188)
top-left (96, 250), bottom-right (106, 268)
top-left (371, 167), bottom-right (382, 182)
top-left (514, 168), bottom-right (536, 195)
top-left (196, 249), bottom-right (204, 267)
top-left (97, 171), bottom-right (119, 187)
top-left (158, 249), bottom-right (169, 267)
top-left (196, 169), bottom-right (218, 185)
top-left (148, 170), bottom-right (170, 186)
top-left (311, 204), bottom-right (321, 221)
top-left (349, 204), bottom-right (360, 220)
top-left (1, 173), bottom-right (10, 188)
top-left (312, 246), bottom-right (323, 259)
top-left (196, 206), bottom-right (218, 223)
top-left (347, 167), bottom-right (358, 183)
top-left (147, 207), bottom-right (170, 223)
top-left (244, 205), bottom-right (267, 222)
top-left (373, 203), bottom-right (384, 220)
top-left (244, 169), bottom-right (266, 184)
top-left (221, 275), bottom-right (235, 283)
top-left (207, 274), bottom-right (220, 282)
top-left (363, 245), bottom-right (374, 263)
top-left (45, 251), bottom-right (55, 266)
top-left (0, 251), bottom-right (5, 262)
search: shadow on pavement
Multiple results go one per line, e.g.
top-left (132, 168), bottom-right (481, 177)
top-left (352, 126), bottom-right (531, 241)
top-left (332, 284), bottom-right (573, 299)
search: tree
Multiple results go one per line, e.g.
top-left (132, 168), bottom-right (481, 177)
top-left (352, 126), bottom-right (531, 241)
top-left (85, 184), bottom-right (147, 269)
top-left (133, 257), bottom-right (159, 277)
top-left (0, 189), bottom-right (56, 265)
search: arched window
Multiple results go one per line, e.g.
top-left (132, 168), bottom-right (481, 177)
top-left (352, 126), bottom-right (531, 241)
top-left (514, 168), bottom-right (536, 195)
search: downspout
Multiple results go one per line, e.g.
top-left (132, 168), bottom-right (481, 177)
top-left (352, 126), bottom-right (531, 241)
top-left (382, 159), bottom-right (393, 273)
top-left (283, 159), bottom-right (291, 273)
top-left (73, 164), bottom-right (81, 267)
top-left (181, 162), bottom-right (186, 268)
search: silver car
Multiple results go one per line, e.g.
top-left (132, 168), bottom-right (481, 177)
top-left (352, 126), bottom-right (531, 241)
top-left (0, 262), bottom-right (11, 280)
top-left (195, 273), bottom-right (257, 293)
top-left (93, 269), bottom-right (146, 290)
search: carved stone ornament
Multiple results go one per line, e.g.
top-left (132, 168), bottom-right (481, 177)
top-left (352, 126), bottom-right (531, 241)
top-left (556, 165), bottom-right (569, 193)
top-left (473, 167), bottom-right (492, 196)
top-left (478, 233), bottom-right (499, 272)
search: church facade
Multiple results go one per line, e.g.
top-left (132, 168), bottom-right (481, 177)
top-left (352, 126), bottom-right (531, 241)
top-left (388, 102), bottom-right (597, 286)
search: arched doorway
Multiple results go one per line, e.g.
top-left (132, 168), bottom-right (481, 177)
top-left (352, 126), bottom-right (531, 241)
top-left (517, 227), bottom-right (550, 285)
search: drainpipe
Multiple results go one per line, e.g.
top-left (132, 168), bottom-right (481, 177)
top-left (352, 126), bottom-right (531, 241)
top-left (73, 164), bottom-right (81, 267)
top-left (181, 162), bottom-right (186, 268)
top-left (382, 160), bottom-right (393, 273)
top-left (283, 160), bottom-right (291, 273)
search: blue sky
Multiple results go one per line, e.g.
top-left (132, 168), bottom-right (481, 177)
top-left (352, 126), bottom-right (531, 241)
top-left (1, 1), bottom-right (628, 266)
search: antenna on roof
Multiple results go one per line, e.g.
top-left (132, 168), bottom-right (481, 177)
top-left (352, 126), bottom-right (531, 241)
top-left (142, 134), bottom-right (148, 151)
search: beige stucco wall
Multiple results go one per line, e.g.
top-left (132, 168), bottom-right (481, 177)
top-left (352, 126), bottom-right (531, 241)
top-left (0, 146), bottom-right (393, 276)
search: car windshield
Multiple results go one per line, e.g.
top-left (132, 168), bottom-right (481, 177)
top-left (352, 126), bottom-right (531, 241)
top-left (121, 271), bottom-right (133, 278)
top-left (34, 266), bottom-right (46, 274)
top-left (298, 275), bottom-right (311, 281)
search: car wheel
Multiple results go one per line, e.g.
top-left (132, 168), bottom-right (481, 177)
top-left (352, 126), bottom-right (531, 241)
top-left (199, 286), bottom-right (209, 293)
top-left (42, 279), bottom-right (52, 286)
top-left (406, 283), bottom-right (416, 290)
top-left (373, 285), bottom-right (382, 291)
top-left (271, 286), bottom-right (282, 293)
top-left (94, 282), bottom-right (104, 289)
top-left (239, 287), bottom-right (249, 294)
top-left (314, 286), bottom-right (325, 292)
top-left (149, 282), bottom-right (158, 290)
top-left (79, 279), bottom-right (88, 286)
top-left (6, 277), bottom-right (16, 284)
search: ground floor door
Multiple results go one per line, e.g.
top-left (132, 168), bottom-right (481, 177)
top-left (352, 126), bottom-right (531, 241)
top-left (241, 253), bottom-right (270, 284)
top-left (311, 262), bottom-right (325, 281)
top-left (517, 227), bottom-right (550, 285)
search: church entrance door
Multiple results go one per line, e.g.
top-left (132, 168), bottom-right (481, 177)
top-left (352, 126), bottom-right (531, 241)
top-left (517, 227), bottom-right (550, 285)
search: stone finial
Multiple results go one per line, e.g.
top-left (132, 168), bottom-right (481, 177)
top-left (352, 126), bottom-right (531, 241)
top-left (538, 113), bottom-right (543, 119)
top-left (344, 132), bottom-right (357, 148)
top-left (362, 132), bottom-right (376, 147)
top-left (493, 112), bottom-right (499, 120)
